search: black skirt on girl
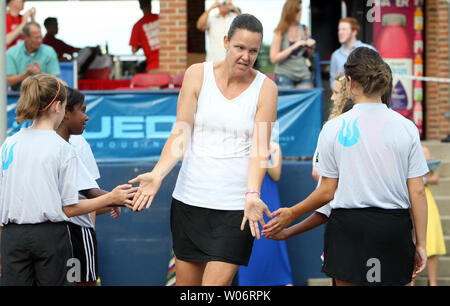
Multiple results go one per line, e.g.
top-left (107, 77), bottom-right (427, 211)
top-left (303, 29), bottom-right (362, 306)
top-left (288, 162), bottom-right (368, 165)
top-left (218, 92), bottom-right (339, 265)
top-left (322, 207), bottom-right (415, 286)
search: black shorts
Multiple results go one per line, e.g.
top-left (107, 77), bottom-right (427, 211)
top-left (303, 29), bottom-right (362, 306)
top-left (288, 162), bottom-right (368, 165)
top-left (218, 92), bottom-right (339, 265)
top-left (67, 223), bottom-right (98, 283)
top-left (0, 221), bottom-right (73, 286)
top-left (322, 207), bottom-right (416, 286)
top-left (170, 197), bottom-right (254, 266)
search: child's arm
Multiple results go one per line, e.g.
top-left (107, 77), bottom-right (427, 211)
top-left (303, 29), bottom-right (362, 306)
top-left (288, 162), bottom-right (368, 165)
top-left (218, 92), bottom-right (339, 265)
top-left (263, 177), bottom-right (337, 235)
top-left (63, 184), bottom-right (136, 218)
top-left (80, 188), bottom-right (117, 216)
top-left (408, 177), bottom-right (428, 279)
top-left (264, 212), bottom-right (328, 240)
top-left (312, 169), bottom-right (320, 182)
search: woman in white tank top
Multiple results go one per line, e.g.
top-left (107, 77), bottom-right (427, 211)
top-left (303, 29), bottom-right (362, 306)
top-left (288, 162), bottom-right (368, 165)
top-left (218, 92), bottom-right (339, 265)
top-left (129, 14), bottom-right (278, 286)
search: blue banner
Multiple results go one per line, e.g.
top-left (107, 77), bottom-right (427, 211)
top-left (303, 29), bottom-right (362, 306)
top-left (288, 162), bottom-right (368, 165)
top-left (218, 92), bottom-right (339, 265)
top-left (6, 89), bottom-right (323, 161)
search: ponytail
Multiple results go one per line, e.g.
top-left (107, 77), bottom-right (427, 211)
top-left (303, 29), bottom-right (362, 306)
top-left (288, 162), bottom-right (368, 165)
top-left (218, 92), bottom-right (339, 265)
top-left (16, 74), bottom-right (67, 124)
top-left (344, 47), bottom-right (392, 99)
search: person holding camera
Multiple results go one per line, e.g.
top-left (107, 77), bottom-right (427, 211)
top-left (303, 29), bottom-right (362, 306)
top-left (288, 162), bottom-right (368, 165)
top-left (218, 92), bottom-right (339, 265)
top-left (196, 0), bottom-right (240, 62)
top-left (270, 0), bottom-right (315, 89)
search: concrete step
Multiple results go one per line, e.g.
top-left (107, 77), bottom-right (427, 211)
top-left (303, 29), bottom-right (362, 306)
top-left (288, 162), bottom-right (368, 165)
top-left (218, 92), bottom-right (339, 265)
top-left (422, 141), bottom-right (450, 161)
top-left (307, 278), bottom-right (332, 286)
top-left (429, 178), bottom-right (450, 197)
top-left (442, 216), bottom-right (450, 237)
top-left (445, 236), bottom-right (450, 255)
top-left (439, 161), bottom-right (450, 178)
top-left (414, 277), bottom-right (450, 286)
top-left (420, 256), bottom-right (450, 278)
top-left (436, 196), bottom-right (450, 216)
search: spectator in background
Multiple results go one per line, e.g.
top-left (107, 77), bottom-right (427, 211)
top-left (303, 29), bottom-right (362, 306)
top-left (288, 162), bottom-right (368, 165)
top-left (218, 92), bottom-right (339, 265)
top-left (329, 17), bottom-right (375, 85)
top-left (6, 22), bottom-right (60, 91)
top-left (43, 17), bottom-right (80, 62)
top-left (6, 0), bottom-right (36, 49)
top-left (270, 0), bottom-right (315, 89)
top-left (129, 0), bottom-right (160, 72)
top-left (196, 0), bottom-right (240, 62)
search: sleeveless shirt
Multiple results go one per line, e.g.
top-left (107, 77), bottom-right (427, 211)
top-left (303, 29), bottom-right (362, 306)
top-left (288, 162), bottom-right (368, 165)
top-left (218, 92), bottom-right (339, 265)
top-left (172, 62), bottom-right (267, 210)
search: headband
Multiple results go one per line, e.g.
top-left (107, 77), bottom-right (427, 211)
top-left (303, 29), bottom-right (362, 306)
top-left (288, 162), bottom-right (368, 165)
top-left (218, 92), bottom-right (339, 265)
top-left (39, 79), bottom-right (61, 112)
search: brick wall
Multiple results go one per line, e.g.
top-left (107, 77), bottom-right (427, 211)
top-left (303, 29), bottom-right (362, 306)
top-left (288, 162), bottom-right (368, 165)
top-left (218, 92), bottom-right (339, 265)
top-left (425, 0), bottom-right (450, 140)
top-left (159, 0), bottom-right (187, 76)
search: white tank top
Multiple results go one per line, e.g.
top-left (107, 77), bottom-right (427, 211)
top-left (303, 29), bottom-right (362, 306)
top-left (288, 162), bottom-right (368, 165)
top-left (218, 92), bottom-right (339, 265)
top-left (172, 62), bottom-right (267, 210)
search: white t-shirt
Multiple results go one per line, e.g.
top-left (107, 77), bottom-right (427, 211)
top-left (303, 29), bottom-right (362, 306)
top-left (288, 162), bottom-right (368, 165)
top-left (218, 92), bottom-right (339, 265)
top-left (69, 135), bottom-right (101, 228)
top-left (0, 128), bottom-right (78, 225)
top-left (206, 12), bottom-right (237, 62)
top-left (70, 135), bottom-right (100, 180)
top-left (315, 103), bottom-right (428, 210)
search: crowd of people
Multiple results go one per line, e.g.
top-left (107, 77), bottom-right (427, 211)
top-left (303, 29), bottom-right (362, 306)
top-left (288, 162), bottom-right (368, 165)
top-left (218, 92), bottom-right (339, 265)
top-left (1, 0), bottom-right (447, 287)
top-left (4, 0), bottom-right (366, 91)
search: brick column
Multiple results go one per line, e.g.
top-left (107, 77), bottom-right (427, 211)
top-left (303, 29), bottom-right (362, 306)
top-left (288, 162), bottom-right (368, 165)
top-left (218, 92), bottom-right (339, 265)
top-left (425, 0), bottom-right (450, 140)
top-left (159, 0), bottom-right (187, 76)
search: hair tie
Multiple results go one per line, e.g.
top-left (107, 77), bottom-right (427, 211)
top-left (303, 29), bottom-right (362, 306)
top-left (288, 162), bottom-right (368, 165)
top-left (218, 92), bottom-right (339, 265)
top-left (39, 79), bottom-right (61, 112)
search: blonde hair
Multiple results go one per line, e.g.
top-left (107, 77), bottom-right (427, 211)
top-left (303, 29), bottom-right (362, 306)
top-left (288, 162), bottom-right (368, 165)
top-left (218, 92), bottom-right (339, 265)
top-left (274, 0), bottom-right (302, 35)
top-left (16, 74), bottom-right (67, 124)
top-left (328, 72), bottom-right (350, 120)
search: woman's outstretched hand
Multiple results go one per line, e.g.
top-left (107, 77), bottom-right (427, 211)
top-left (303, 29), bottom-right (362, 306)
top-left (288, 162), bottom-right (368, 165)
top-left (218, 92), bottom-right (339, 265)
top-left (241, 194), bottom-right (272, 240)
top-left (128, 172), bottom-right (163, 212)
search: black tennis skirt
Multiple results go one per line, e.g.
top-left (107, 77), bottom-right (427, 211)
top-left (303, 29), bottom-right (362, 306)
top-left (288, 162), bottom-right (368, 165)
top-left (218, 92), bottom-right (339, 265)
top-left (322, 207), bottom-right (416, 286)
top-left (170, 197), bottom-right (254, 266)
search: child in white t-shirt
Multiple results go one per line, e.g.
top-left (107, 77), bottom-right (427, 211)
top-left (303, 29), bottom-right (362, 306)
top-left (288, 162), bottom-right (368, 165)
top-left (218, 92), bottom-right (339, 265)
top-left (263, 47), bottom-right (428, 286)
top-left (0, 74), bottom-right (135, 286)
top-left (56, 87), bottom-right (134, 286)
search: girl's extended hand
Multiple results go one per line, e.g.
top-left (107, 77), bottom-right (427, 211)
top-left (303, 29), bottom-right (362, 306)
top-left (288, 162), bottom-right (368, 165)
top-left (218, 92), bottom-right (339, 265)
top-left (262, 207), bottom-right (295, 236)
top-left (110, 184), bottom-right (138, 208)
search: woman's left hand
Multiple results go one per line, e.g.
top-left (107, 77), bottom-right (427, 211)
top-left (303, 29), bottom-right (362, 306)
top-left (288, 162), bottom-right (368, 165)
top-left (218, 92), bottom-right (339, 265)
top-left (241, 194), bottom-right (272, 240)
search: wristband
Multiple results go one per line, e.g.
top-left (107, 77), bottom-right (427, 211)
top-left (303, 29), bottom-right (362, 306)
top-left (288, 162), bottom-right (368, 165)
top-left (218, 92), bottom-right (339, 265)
top-left (423, 176), bottom-right (427, 185)
top-left (245, 190), bottom-right (260, 196)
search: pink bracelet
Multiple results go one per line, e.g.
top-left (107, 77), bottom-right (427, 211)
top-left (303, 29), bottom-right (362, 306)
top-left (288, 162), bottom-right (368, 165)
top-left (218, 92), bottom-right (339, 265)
top-left (245, 190), bottom-right (260, 196)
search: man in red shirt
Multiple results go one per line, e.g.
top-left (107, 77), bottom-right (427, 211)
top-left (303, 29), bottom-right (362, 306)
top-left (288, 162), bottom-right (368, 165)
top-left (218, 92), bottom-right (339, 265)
top-left (6, 0), bottom-right (36, 49)
top-left (43, 17), bottom-right (80, 61)
top-left (129, 0), bottom-right (160, 71)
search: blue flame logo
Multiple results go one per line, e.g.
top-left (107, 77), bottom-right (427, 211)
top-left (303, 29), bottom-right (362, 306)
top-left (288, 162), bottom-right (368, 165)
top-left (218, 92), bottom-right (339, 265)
top-left (2, 143), bottom-right (16, 170)
top-left (338, 119), bottom-right (359, 147)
